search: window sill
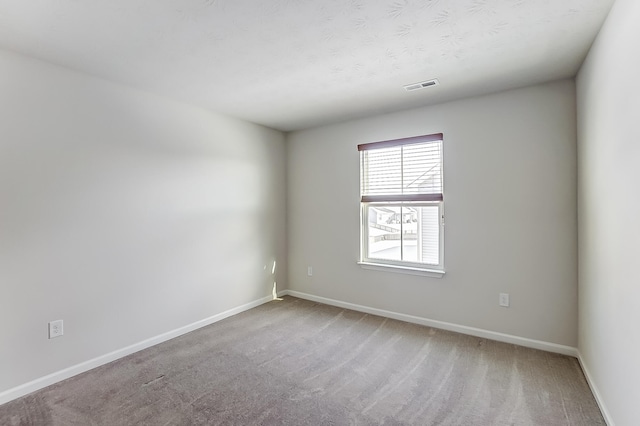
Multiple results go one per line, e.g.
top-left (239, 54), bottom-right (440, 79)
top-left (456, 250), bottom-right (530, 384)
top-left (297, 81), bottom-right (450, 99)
top-left (357, 261), bottom-right (445, 278)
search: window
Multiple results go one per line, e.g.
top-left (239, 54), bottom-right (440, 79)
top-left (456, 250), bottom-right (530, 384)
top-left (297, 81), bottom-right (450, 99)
top-left (358, 133), bottom-right (444, 274)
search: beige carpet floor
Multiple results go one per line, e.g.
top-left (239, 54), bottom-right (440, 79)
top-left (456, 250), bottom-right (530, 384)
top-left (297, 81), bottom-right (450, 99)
top-left (0, 296), bottom-right (604, 425)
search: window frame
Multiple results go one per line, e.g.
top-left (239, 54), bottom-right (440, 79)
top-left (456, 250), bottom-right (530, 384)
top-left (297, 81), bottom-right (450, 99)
top-left (358, 134), bottom-right (445, 276)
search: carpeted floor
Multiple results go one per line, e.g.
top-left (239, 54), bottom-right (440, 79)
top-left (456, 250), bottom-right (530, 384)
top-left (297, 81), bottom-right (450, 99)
top-left (0, 296), bottom-right (604, 425)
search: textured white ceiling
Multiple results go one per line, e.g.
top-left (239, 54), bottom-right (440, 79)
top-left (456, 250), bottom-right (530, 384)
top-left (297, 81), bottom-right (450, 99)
top-left (0, 0), bottom-right (614, 131)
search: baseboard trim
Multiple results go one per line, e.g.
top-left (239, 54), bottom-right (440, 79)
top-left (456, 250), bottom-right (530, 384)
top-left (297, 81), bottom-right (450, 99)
top-left (279, 290), bottom-right (578, 357)
top-left (577, 352), bottom-right (614, 426)
top-left (0, 295), bottom-right (274, 406)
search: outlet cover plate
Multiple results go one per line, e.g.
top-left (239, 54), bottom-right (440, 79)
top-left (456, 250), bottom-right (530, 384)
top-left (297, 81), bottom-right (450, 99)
top-left (499, 293), bottom-right (510, 307)
top-left (49, 320), bottom-right (64, 339)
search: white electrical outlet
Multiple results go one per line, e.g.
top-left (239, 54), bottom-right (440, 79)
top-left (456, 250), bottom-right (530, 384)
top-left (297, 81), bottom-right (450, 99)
top-left (499, 293), bottom-right (510, 307)
top-left (49, 320), bottom-right (64, 339)
top-left (307, 266), bottom-right (313, 276)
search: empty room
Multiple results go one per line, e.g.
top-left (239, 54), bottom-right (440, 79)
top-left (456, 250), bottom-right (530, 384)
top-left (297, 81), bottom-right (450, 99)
top-left (0, 0), bottom-right (638, 425)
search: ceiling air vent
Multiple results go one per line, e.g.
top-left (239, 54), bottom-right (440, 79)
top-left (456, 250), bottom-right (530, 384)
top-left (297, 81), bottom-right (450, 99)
top-left (404, 79), bottom-right (439, 92)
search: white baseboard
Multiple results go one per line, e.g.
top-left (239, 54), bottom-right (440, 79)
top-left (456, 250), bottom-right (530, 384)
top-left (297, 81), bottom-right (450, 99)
top-left (279, 290), bottom-right (578, 357)
top-left (0, 295), bottom-right (274, 406)
top-left (577, 352), bottom-right (614, 426)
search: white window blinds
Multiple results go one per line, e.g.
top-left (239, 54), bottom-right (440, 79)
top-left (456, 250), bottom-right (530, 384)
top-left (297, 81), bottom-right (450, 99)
top-left (358, 133), bottom-right (443, 203)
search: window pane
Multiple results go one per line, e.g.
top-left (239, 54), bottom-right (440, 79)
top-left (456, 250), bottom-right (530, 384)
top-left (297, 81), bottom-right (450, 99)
top-left (362, 148), bottom-right (402, 196)
top-left (401, 206), bottom-right (418, 262)
top-left (419, 205), bottom-right (440, 265)
top-left (361, 140), bottom-right (442, 200)
top-left (367, 206), bottom-right (401, 261)
top-left (402, 143), bottom-right (442, 196)
top-left (366, 204), bottom-right (440, 266)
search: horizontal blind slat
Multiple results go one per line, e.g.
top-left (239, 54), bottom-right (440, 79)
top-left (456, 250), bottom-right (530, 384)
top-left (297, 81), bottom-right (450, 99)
top-left (361, 194), bottom-right (443, 203)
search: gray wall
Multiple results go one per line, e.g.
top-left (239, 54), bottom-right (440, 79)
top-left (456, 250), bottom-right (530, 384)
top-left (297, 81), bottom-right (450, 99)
top-left (0, 49), bottom-right (287, 395)
top-left (577, 0), bottom-right (640, 424)
top-left (287, 80), bottom-right (578, 347)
